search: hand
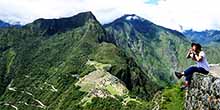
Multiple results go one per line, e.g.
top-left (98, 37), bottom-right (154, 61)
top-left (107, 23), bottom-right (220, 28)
top-left (188, 48), bottom-right (193, 53)
top-left (191, 51), bottom-right (196, 55)
top-left (190, 53), bottom-right (194, 58)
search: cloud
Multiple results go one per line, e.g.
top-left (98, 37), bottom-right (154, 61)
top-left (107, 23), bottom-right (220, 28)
top-left (151, 0), bottom-right (220, 31)
top-left (0, 0), bottom-right (220, 31)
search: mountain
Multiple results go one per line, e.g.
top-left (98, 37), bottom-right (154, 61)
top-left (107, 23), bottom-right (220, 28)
top-left (0, 20), bottom-right (11, 28)
top-left (1, 11), bottom-right (220, 110)
top-left (104, 14), bottom-right (220, 85)
top-left (0, 12), bottom-right (162, 110)
top-left (103, 14), bottom-right (193, 86)
top-left (0, 20), bottom-right (21, 28)
top-left (25, 12), bottom-right (97, 36)
top-left (183, 29), bottom-right (220, 45)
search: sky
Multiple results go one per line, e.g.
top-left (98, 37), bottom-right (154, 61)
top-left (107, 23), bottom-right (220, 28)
top-left (0, 0), bottom-right (220, 31)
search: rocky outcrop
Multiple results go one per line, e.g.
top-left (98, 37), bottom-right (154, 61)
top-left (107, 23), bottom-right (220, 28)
top-left (185, 64), bottom-right (220, 110)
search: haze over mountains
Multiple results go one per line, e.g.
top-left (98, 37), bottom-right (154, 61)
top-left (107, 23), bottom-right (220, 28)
top-left (0, 20), bottom-right (11, 28)
top-left (0, 20), bottom-right (21, 28)
top-left (0, 11), bottom-right (220, 110)
top-left (183, 29), bottom-right (220, 45)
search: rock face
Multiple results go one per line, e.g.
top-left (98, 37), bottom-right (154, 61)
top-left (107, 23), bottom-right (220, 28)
top-left (185, 73), bottom-right (220, 110)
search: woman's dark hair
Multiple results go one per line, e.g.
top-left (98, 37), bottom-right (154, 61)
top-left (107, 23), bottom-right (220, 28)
top-left (191, 43), bottom-right (202, 51)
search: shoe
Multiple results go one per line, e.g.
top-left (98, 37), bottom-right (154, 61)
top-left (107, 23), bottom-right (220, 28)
top-left (175, 72), bottom-right (183, 79)
top-left (180, 85), bottom-right (189, 91)
top-left (180, 82), bottom-right (190, 91)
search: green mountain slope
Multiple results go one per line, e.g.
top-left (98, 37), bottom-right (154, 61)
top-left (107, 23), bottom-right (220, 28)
top-left (0, 12), bottom-right (160, 110)
top-left (1, 11), bottom-right (220, 110)
top-left (103, 14), bottom-right (193, 86)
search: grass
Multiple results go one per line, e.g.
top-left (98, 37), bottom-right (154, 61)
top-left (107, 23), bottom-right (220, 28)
top-left (106, 85), bottom-right (118, 95)
top-left (159, 84), bottom-right (185, 110)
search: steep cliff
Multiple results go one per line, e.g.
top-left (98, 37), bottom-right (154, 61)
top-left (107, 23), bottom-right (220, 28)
top-left (185, 64), bottom-right (220, 110)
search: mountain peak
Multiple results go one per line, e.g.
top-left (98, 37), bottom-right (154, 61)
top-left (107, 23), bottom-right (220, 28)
top-left (123, 14), bottom-right (143, 21)
top-left (103, 14), bottom-right (154, 30)
top-left (26, 11), bottom-right (99, 36)
top-left (115, 14), bottom-right (146, 22)
top-left (33, 11), bottom-right (96, 23)
top-left (71, 11), bottom-right (96, 20)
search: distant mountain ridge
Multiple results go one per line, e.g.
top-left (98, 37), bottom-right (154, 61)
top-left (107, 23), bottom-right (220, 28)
top-left (0, 20), bottom-right (11, 28)
top-left (0, 20), bottom-right (21, 28)
top-left (183, 29), bottom-right (220, 45)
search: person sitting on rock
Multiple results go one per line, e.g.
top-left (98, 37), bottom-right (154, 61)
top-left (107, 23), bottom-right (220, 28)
top-left (175, 43), bottom-right (210, 90)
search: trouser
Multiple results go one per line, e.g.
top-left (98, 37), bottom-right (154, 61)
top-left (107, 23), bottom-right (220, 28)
top-left (184, 66), bottom-right (209, 84)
